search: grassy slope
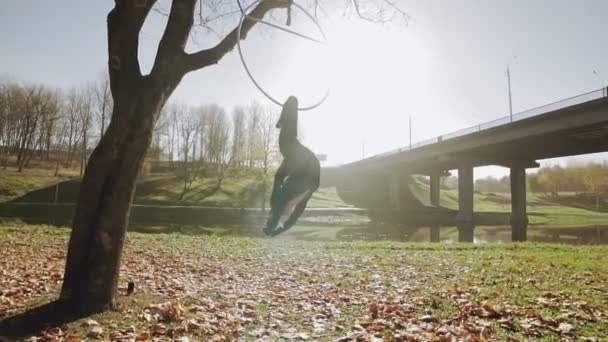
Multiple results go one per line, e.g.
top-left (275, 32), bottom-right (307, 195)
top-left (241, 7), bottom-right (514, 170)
top-left (1, 224), bottom-right (607, 340)
top-left (1, 168), bottom-right (606, 225)
top-left (409, 177), bottom-right (608, 227)
top-left (0, 167), bottom-right (77, 203)
top-left (134, 170), bottom-right (349, 208)
top-left (0, 167), bottom-right (350, 208)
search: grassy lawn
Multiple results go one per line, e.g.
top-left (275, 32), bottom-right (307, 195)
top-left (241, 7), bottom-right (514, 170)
top-left (1, 224), bottom-right (607, 340)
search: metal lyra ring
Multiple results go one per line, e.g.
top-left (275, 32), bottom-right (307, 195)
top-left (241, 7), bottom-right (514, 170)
top-left (236, 0), bottom-right (330, 111)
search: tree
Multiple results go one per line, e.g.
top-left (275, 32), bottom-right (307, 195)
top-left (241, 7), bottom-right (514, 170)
top-left (474, 175), bottom-right (509, 193)
top-left (93, 74), bottom-right (112, 138)
top-left (13, 85), bottom-right (59, 172)
top-left (60, 0), bottom-right (294, 313)
top-left (259, 106), bottom-right (278, 172)
top-left (178, 107), bottom-right (200, 200)
top-left (203, 104), bottom-right (231, 166)
top-left (0, 83), bottom-right (7, 167)
top-left (583, 163), bottom-right (608, 210)
top-left (538, 165), bottom-right (568, 197)
top-left (528, 173), bottom-right (547, 194)
top-left (53, 0), bottom-right (407, 316)
top-left (231, 105), bottom-right (247, 166)
top-left (258, 105), bottom-right (279, 210)
top-left (246, 101), bottom-right (263, 167)
top-left (77, 86), bottom-right (93, 176)
top-left (197, 105), bottom-right (208, 162)
top-left (63, 88), bottom-right (84, 168)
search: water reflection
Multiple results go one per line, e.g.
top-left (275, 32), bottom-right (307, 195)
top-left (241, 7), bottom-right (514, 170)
top-left (127, 220), bottom-right (608, 245)
top-left (333, 223), bottom-right (608, 245)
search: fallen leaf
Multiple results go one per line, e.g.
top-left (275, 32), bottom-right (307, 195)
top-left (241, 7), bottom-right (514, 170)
top-left (87, 326), bottom-right (103, 338)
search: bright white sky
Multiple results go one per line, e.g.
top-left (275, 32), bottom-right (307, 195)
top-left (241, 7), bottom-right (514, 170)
top-left (1, 0), bottom-right (607, 178)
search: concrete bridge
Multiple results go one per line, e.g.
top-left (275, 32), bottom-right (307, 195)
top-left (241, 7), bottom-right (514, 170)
top-left (331, 87), bottom-right (608, 242)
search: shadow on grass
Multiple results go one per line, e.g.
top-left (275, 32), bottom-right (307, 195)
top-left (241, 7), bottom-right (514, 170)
top-left (0, 300), bottom-right (93, 339)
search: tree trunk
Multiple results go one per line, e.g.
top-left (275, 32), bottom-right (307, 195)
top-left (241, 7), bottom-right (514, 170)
top-left (57, 0), bottom-right (288, 315)
top-left (60, 83), bottom-right (171, 312)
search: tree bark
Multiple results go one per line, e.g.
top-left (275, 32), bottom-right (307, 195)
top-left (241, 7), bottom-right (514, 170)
top-left (60, 79), bottom-right (175, 311)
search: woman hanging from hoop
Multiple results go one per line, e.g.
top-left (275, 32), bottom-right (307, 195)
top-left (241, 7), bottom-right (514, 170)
top-left (263, 96), bottom-right (321, 236)
top-left (234, 0), bottom-right (326, 234)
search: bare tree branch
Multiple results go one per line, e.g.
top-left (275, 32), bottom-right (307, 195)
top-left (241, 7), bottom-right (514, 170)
top-left (183, 0), bottom-right (291, 72)
top-left (350, 0), bottom-right (409, 24)
top-left (107, 0), bottom-right (157, 96)
top-left (199, 9), bottom-right (242, 26)
top-left (151, 0), bottom-right (198, 76)
top-left (382, 0), bottom-right (410, 21)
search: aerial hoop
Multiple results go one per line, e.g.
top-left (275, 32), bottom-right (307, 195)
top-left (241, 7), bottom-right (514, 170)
top-left (236, 0), bottom-right (330, 111)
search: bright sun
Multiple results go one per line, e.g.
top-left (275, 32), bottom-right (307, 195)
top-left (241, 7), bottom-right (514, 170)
top-left (287, 18), bottom-right (435, 162)
top-left (239, 9), bottom-right (436, 164)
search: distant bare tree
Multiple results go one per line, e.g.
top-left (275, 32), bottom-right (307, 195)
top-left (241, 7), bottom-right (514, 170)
top-left (0, 84), bottom-right (7, 167)
top-left (246, 101), bottom-right (262, 168)
top-left (64, 89), bottom-right (83, 168)
top-left (16, 85), bottom-right (59, 172)
top-left (93, 74), bottom-right (112, 138)
top-left (197, 106), bottom-right (208, 162)
top-left (260, 105), bottom-right (278, 174)
top-left (0, 83), bottom-right (22, 168)
top-left (178, 108), bottom-right (200, 200)
top-left (54, 111), bottom-right (71, 176)
top-left (203, 104), bottom-right (230, 166)
top-left (231, 106), bottom-right (247, 166)
top-left (39, 88), bottom-right (61, 161)
top-left (584, 163), bottom-right (608, 210)
top-left (163, 104), bottom-right (183, 167)
top-left (78, 87), bottom-right (94, 176)
top-left (259, 105), bottom-right (279, 211)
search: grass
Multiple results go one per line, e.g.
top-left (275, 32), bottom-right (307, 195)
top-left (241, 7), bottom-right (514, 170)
top-left (2, 166), bottom-right (607, 228)
top-left (0, 166), bottom-right (77, 203)
top-left (0, 166), bottom-right (351, 208)
top-left (409, 177), bottom-right (608, 228)
top-left (1, 224), bottom-right (607, 340)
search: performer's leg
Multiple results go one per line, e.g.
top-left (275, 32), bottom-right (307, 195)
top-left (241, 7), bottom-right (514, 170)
top-left (264, 177), bottom-right (292, 235)
top-left (270, 194), bottom-right (312, 236)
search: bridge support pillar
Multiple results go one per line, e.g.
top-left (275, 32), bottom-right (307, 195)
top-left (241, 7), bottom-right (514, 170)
top-left (429, 172), bottom-right (441, 242)
top-left (429, 226), bottom-right (440, 242)
top-left (388, 172), bottom-right (401, 212)
top-left (510, 165), bottom-right (528, 242)
top-left (456, 165), bottom-right (474, 242)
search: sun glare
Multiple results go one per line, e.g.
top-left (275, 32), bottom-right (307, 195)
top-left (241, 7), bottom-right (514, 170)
top-left (277, 19), bottom-right (436, 163)
top-left (235, 8), bottom-right (437, 164)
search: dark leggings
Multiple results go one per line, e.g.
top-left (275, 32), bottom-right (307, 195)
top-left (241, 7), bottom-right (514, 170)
top-left (265, 176), bottom-right (315, 235)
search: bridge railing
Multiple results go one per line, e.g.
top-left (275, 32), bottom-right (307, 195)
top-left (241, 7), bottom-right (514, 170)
top-left (357, 87), bottom-right (608, 162)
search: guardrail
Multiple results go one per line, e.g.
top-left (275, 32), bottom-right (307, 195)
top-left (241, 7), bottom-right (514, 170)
top-left (349, 87), bottom-right (608, 163)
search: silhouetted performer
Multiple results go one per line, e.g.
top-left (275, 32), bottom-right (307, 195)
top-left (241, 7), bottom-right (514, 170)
top-left (263, 96), bottom-right (320, 236)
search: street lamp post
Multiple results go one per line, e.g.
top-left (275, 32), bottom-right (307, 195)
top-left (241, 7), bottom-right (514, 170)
top-left (507, 56), bottom-right (517, 123)
top-left (507, 65), bottom-right (513, 122)
top-left (409, 115), bottom-right (412, 149)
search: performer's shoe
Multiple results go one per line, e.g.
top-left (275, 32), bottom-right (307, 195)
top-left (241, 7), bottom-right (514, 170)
top-left (263, 225), bottom-right (274, 236)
